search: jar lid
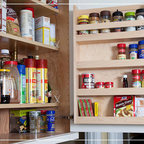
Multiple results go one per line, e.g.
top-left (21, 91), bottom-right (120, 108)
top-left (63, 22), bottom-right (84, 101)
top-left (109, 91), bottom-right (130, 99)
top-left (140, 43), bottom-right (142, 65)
top-left (129, 44), bottom-right (138, 49)
top-left (117, 43), bottom-right (126, 48)
top-left (136, 9), bottom-right (144, 14)
top-left (41, 110), bottom-right (47, 115)
top-left (89, 12), bottom-right (99, 18)
top-left (1, 49), bottom-right (9, 54)
top-left (24, 59), bottom-right (36, 68)
top-left (105, 82), bottom-right (114, 85)
top-left (5, 61), bottom-right (18, 65)
top-left (25, 7), bottom-right (34, 17)
top-left (46, 110), bottom-right (55, 114)
top-left (100, 10), bottom-right (111, 17)
top-left (138, 40), bottom-right (144, 45)
top-left (125, 12), bottom-right (135, 17)
top-left (36, 59), bottom-right (47, 68)
top-left (132, 69), bottom-right (141, 74)
top-left (112, 10), bottom-right (123, 17)
top-left (0, 69), bottom-right (10, 72)
top-left (141, 70), bottom-right (144, 74)
top-left (28, 56), bottom-right (33, 59)
top-left (78, 15), bottom-right (89, 20)
top-left (96, 82), bottom-right (105, 85)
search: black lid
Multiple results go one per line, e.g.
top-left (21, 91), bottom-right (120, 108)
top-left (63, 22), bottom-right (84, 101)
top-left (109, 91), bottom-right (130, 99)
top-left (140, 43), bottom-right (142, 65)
top-left (89, 12), bottom-right (99, 17)
top-left (100, 10), bottom-right (111, 17)
top-left (28, 56), bottom-right (33, 59)
top-left (112, 10), bottom-right (123, 17)
top-left (136, 8), bottom-right (144, 14)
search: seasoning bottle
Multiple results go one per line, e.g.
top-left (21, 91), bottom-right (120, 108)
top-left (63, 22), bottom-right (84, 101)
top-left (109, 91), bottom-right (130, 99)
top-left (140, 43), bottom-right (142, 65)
top-left (105, 82), bottom-right (114, 88)
top-left (138, 40), bottom-right (144, 59)
top-left (89, 13), bottom-right (99, 34)
top-left (95, 82), bottom-right (104, 88)
top-left (141, 70), bottom-right (144, 87)
top-left (100, 10), bottom-right (111, 33)
top-left (136, 9), bottom-right (144, 30)
top-left (129, 44), bottom-right (138, 59)
top-left (112, 10), bottom-right (123, 32)
top-left (40, 110), bottom-right (47, 133)
top-left (132, 69), bottom-right (141, 88)
top-left (125, 12), bottom-right (136, 31)
top-left (123, 75), bottom-right (128, 88)
top-left (117, 43), bottom-right (126, 60)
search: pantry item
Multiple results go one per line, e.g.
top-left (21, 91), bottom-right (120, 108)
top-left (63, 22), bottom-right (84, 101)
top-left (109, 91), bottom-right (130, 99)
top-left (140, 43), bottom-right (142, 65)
top-left (136, 9), bottom-right (144, 30)
top-left (82, 99), bottom-right (90, 116)
top-left (17, 65), bottom-right (26, 104)
top-left (0, 69), bottom-right (11, 103)
top-left (24, 58), bottom-right (36, 104)
top-left (48, 82), bottom-right (52, 103)
top-left (47, 0), bottom-right (58, 9)
top-left (94, 102), bottom-right (98, 117)
top-left (100, 10), bottom-right (111, 33)
top-left (4, 61), bottom-right (20, 103)
top-left (125, 12), bottom-right (136, 31)
top-left (86, 99), bottom-right (94, 116)
top-left (40, 110), bottom-right (47, 133)
top-left (20, 9), bottom-right (33, 40)
top-left (78, 15), bottom-right (89, 35)
top-left (129, 44), bottom-right (138, 59)
top-left (138, 40), bottom-right (144, 59)
top-left (141, 70), bottom-right (144, 88)
top-left (35, 16), bottom-right (50, 45)
top-left (123, 75), bottom-right (128, 88)
top-left (0, 49), bottom-right (10, 68)
top-left (117, 43), bottom-right (126, 60)
top-left (105, 82), bottom-right (113, 88)
top-left (36, 59), bottom-right (48, 103)
top-left (112, 10), bottom-right (123, 32)
top-left (39, 0), bottom-right (46, 3)
top-left (80, 73), bottom-right (95, 89)
top-left (29, 111), bottom-right (41, 133)
top-left (89, 13), bottom-right (99, 34)
top-left (135, 96), bottom-right (144, 117)
top-left (46, 110), bottom-right (55, 132)
top-left (114, 96), bottom-right (135, 117)
top-left (50, 23), bottom-right (56, 46)
top-left (78, 99), bottom-right (85, 116)
top-left (132, 69), bottom-right (141, 88)
top-left (95, 82), bottom-right (104, 88)
top-left (35, 55), bottom-right (39, 60)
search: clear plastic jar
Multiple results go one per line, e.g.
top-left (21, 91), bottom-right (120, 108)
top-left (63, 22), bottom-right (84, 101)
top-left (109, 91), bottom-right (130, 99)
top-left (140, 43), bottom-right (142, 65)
top-left (117, 43), bottom-right (126, 60)
top-left (138, 40), bottom-right (144, 59)
top-left (136, 9), bottom-right (144, 30)
top-left (129, 44), bottom-right (138, 59)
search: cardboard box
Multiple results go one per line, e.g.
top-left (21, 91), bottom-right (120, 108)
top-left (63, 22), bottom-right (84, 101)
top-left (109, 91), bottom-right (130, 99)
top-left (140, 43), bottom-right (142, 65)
top-left (135, 96), bottom-right (144, 117)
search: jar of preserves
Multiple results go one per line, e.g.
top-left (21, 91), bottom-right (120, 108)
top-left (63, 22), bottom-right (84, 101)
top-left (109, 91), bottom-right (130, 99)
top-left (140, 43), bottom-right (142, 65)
top-left (100, 10), bottom-right (111, 33)
top-left (136, 9), bottom-right (144, 30)
top-left (117, 43), bottom-right (126, 60)
top-left (125, 12), bottom-right (136, 31)
top-left (132, 69), bottom-right (141, 88)
top-left (112, 10), bottom-right (123, 32)
top-left (89, 13), bottom-right (99, 34)
top-left (138, 40), bottom-right (144, 59)
top-left (95, 82), bottom-right (104, 88)
top-left (105, 82), bottom-right (114, 88)
top-left (129, 44), bottom-right (138, 59)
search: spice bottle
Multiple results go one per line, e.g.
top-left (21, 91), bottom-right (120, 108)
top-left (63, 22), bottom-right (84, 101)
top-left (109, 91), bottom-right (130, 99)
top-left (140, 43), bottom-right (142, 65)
top-left (123, 75), bottom-right (128, 88)
top-left (40, 110), bottom-right (47, 133)
top-left (132, 69), bottom-right (141, 88)
top-left (141, 70), bottom-right (144, 88)
top-left (129, 44), bottom-right (138, 59)
top-left (95, 82), bottom-right (104, 88)
top-left (112, 10), bottom-right (123, 32)
top-left (138, 40), bottom-right (144, 59)
top-left (100, 10), bottom-right (111, 33)
top-left (136, 9), bottom-right (144, 30)
top-left (105, 82), bottom-right (114, 88)
top-left (117, 43), bottom-right (126, 60)
top-left (89, 13), bottom-right (99, 34)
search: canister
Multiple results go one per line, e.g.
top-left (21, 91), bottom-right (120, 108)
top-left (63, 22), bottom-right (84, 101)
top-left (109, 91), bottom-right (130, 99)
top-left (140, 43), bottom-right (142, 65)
top-left (138, 40), bottom-right (144, 59)
top-left (129, 44), bottom-right (138, 59)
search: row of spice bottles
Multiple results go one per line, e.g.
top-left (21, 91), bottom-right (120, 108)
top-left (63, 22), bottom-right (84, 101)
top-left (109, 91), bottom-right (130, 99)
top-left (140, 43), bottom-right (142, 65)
top-left (78, 8), bottom-right (144, 35)
top-left (117, 40), bottom-right (144, 60)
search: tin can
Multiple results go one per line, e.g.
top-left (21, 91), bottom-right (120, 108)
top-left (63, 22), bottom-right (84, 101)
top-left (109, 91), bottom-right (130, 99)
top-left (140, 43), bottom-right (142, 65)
top-left (46, 110), bottom-right (55, 132)
top-left (24, 59), bottom-right (36, 104)
top-left (29, 111), bottom-right (41, 133)
top-left (40, 110), bottom-right (47, 133)
top-left (80, 73), bottom-right (95, 89)
top-left (105, 82), bottom-right (114, 88)
top-left (95, 82), bottom-right (104, 88)
top-left (36, 59), bottom-right (48, 103)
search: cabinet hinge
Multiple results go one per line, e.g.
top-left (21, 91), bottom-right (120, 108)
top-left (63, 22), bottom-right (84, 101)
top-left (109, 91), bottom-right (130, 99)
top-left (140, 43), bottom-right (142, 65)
top-left (59, 115), bottom-right (74, 120)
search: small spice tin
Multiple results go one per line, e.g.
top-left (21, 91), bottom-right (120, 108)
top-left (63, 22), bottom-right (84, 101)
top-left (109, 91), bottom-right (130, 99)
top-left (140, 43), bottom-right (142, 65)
top-left (105, 82), bottom-right (114, 88)
top-left (95, 82), bottom-right (105, 88)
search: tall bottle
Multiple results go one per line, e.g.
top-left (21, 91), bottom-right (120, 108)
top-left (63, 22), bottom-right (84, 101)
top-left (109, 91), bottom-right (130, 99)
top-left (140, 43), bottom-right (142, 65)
top-left (123, 75), bottom-right (128, 88)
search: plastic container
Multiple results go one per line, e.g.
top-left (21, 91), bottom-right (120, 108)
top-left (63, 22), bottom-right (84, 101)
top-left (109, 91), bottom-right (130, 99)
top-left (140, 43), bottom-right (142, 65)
top-left (105, 82), bottom-right (114, 88)
top-left (132, 69), bottom-right (141, 88)
top-left (136, 9), bottom-right (144, 30)
top-left (138, 40), bottom-right (144, 59)
top-left (95, 82), bottom-right (104, 88)
top-left (117, 43), bottom-right (126, 60)
top-left (129, 44), bottom-right (138, 59)
top-left (4, 61), bottom-right (20, 103)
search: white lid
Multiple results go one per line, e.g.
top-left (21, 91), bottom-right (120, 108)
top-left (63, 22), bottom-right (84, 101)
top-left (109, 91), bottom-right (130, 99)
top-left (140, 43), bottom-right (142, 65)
top-left (123, 75), bottom-right (127, 78)
top-left (1, 49), bottom-right (9, 54)
top-left (35, 55), bottom-right (39, 60)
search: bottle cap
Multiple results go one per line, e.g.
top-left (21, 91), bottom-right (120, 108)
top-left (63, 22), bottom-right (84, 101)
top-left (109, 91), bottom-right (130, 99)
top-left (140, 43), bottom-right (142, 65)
top-left (123, 75), bottom-right (127, 78)
top-left (89, 13), bottom-right (99, 18)
top-left (96, 82), bottom-right (105, 85)
top-left (112, 10), bottom-right (123, 17)
top-left (0, 69), bottom-right (10, 72)
top-left (1, 49), bottom-right (9, 54)
top-left (100, 10), bottom-right (111, 17)
top-left (78, 15), bottom-right (89, 20)
top-left (41, 110), bottom-right (47, 115)
top-left (117, 43), bottom-right (126, 48)
top-left (125, 12), bottom-right (135, 17)
top-left (46, 110), bottom-right (55, 115)
top-left (141, 70), bottom-right (144, 74)
top-left (132, 69), bottom-right (141, 74)
top-left (24, 59), bottom-right (36, 68)
top-left (36, 59), bottom-right (47, 68)
top-left (129, 44), bottom-right (138, 49)
top-left (28, 56), bottom-right (33, 59)
top-left (136, 9), bottom-right (144, 14)
top-left (17, 65), bottom-right (26, 75)
top-left (25, 7), bottom-right (34, 17)
top-left (105, 82), bottom-right (114, 85)
top-left (5, 61), bottom-right (18, 66)
top-left (138, 40), bottom-right (144, 45)
top-left (35, 55), bottom-right (39, 60)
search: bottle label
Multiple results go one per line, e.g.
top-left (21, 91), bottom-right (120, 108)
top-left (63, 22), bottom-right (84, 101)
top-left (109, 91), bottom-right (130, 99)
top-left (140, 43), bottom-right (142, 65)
top-left (118, 54), bottom-right (126, 60)
top-left (21, 75), bottom-right (26, 104)
top-left (138, 49), bottom-right (144, 58)
top-left (132, 81), bottom-right (141, 88)
top-left (130, 51), bottom-right (137, 59)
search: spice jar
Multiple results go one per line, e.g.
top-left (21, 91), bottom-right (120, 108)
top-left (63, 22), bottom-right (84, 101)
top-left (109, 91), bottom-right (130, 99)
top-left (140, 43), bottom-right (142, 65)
top-left (105, 82), bottom-right (114, 88)
top-left (100, 10), bottom-right (111, 33)
top-left (78, 15), bottom-right (89, 35)
top-left (89, 13), bottom-right (99, 34)
top-left (95, 82), bottom-right (104, 88)
top-left (136, 9), bottom-right (144, 30)
top-left (138, 40), bottom-right (144, 59)
top-left (141, 70), bottom-right (144, 88)
top-left (129, 44), bottom-right (138, 59)
top-left (117, 43), bottom-right (126, 60)
top-left (125, 12), bottom-right (136, 31)
top-left (132, 69), bottom-right (141, 88)
top-left (112, 10), bottom-right (123, 32)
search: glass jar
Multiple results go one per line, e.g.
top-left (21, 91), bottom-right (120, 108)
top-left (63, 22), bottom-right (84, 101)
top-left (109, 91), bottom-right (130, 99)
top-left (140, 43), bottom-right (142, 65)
top-left (95, 82), bottom-right (104, 88)
top-left (132, 69), bottom-right (141, 88)
top-left (100, 10), bottom-right (111, 33)
top-left (105, 82), bottom-right (114, 88)
top-left (112, 10), bottom-right (123, 32)
top-left (136, 9), bottom-right (144, 30)
top-left (125, 12), bottom-right (136, 31)
top-left (129, 44), bottom-right (138, 59)
top-left (0, 69), bottom-right (11, 103)
top-left (138, 40), bottom-right (144, 59)
top-left (89, 13), bottom-right (99, 34)
top-left (117, 43), bottom-right (126, 60)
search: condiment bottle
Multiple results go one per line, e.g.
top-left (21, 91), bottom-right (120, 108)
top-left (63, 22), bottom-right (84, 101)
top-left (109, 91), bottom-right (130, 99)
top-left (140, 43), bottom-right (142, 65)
top-left (123, 75), bottom-right (128, 88)
top-left (129, 44), bottom-right (138, 59)
top-left (141, 70), bottom-right (144, 88)
top-left (117, 43), bottom-right (126, 60)
top-left (138, 40), bottom-right (144, 59)
top-left (132, 69), bottom-right (141, 88)
top-left (40, 110), bottom-right (47, 133)
top-left (136, 9), bottom-right (144, 30)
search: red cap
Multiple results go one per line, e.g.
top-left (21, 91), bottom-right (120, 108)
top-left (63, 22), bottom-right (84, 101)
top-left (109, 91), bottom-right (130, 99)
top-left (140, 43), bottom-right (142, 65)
top-left (5, 61), bottom-right (18, 65)
top-left (132, 69), bottom-right (141, 74)
top-left (41, 110), bottom-right (47, 115)
top-left (105, 82), bottom-right (114, 85)
top-left (24, 59), bottom-right (36, 68)
top-left (141, 70), bottom-right (144, 74)
top-left (96, 82), bottom-right (105, 85)
top-left (25, 7), bottom-right (34, 17)
top-left (36, 59), bottom-right (47, 68)
top-left (117, 43), bottom-right (126, 48)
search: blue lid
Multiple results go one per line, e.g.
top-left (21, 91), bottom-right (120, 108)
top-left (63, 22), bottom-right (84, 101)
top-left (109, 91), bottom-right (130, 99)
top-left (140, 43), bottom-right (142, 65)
top-left (129, 44), bottom-right (138, 49)
top-left (17, 65), bottom-right (26, 75)
top-left (46, 110), bottom-right (55, 115)
top-left (138, 40), bottom-right (144, 45)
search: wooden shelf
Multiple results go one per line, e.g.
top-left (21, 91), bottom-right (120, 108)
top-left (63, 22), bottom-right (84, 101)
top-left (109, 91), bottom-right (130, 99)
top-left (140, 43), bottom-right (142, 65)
top-left (77, 59), bottom-right (144, 69)
top-left (76, 117), bottom-right (144, 125)
top-left (77, 88), bottom-right (144, 96)
top-left (0, 103), bottom-right (58, 109)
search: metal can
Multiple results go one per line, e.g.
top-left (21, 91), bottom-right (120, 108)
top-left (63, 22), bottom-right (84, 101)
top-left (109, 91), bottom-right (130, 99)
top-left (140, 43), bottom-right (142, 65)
top-left (105, 82), bottom-right (114, 88)
top-left (95, 82), bottom-right (105, 88)
top-left (80, 73), bottom-right (95, 89)
top-left (40, 110), bottom-right (47, 133)
top-left (29, 111), bottom-right (41, 133)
